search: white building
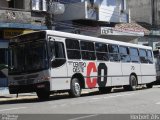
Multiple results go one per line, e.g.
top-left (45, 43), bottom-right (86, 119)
top-left (54, 0), bottom-right (144, 41)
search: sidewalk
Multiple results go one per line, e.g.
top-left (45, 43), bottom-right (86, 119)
top-left (0, 87), bottom-right (37, 102)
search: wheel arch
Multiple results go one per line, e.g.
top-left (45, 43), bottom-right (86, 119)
top-left (71, 73), bottom-right (85, 89)
top-left (130, 72), bottom-right (138, 84)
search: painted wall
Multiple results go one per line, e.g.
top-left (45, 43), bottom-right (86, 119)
top-left (127, 0), bottom-right (152, 25)
top-left (153, 0), bottom-right (160, 26)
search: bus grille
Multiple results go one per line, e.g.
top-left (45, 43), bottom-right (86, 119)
top-left (13, 74), bottom-right (39, 85)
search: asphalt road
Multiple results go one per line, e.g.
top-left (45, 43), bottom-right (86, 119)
top-left (0, 86), bottom-right (160, 120)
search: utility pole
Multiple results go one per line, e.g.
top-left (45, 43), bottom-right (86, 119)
top-left (46, 0), bottom-right (53, 30)
top-left (151, 0), bottom-right (155, 27)
top-left (45, 0), bottom-right (65, 30)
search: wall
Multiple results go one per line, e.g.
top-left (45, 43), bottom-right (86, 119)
top-left (127, 0), bottom-right (152, 25)
top-left (153, 0), bottom-right (160, 26)
top-left (0, 0), bottom-right (8, 7)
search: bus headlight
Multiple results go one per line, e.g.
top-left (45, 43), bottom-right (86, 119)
top-left (41, 76), bottom-right (50, 81)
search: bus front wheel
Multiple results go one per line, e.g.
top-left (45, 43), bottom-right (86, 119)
top-left (69, 78), bottom-right (81, 97)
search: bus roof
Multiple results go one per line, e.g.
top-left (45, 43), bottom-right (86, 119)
top-left (12, 30), bottom-right (152, 50)
top-left (45, 30), bottom-right (152, 50)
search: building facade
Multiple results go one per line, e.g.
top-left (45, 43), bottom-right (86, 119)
top-left (55, 0), bottom-right (128, 31)
top-left (127, 0), bottom-right (160, 49)
top-left (54, 0), bottom-right (144, 42)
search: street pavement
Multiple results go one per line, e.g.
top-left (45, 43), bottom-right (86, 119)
top-left (1, 86), bottom-right (160, 120)
top-left (0, 86), bottom-right (160, 114)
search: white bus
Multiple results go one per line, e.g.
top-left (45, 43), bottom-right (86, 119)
top-left (8, 30), bottom-right (156, 100)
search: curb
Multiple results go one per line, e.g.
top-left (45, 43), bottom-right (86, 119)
top-left (0, 89), bottom-right (98, 102)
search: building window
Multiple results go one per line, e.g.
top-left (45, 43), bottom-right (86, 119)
top-left (107, 0), bottom-right (116, 6)
top-left (8, 0), bottom-right (24, 9)
top-left (32, 0), bottom-right (47, 11)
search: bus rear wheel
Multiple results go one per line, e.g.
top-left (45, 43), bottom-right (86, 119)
top-left (99, 87), bottom-right (112, 94)
top-left (69, 78), bottom-right (81, 97)
top-left (124, 75), bottom-right (137, 91)
top-left (36, 89), bottom-right (50, 100)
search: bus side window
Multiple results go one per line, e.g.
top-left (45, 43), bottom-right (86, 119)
top-left (139, 49), bottom-right (148, 64)
top-left (119, 46), bottom-right (130, 62)
top-left (80, 41), bottom-right (96, 60)
top-left (51, 41), bottom-right (66, 68)
top-left (95, 42), bottom-right (109, 61)
top-left (147, 50), bottom-right (153, 64)
top-left (65, 39), bottom-right (81, 59)
top-left (129, 47), bottom-right (139, 63)
top-left (108, 44), bottom-right (120, 62)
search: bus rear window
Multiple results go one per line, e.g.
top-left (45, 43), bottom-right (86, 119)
top-left (147, 50), bottom-right (153, 64)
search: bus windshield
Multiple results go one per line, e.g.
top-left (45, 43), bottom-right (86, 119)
top-left (9, 40), bottom-right (49, 75)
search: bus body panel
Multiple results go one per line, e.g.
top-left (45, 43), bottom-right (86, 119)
top-left (106, 62), bottom-right (123, 86)
top-left (96, 61), bottom-right (112, 87)
top-left (121, 63), bottom-right (132, 85)
top-left (131, 63), bottom-right (142, 84)
top-left (141, 64), bottom-right (156, 84)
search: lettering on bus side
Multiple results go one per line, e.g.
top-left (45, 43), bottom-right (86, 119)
top-left (73, 62), bottom-right (86, 73)
top-left (86, 62), bottom-right (108, 88)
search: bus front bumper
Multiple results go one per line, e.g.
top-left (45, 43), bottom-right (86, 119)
top-left (9, 82), bottom-right (50, 94)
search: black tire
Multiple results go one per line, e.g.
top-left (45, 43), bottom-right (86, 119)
top-left (123, 85), bottom-right (130, 91)
top-left (124, 75), bottom-right (138, 91)
top-left (99, 87), bottom-right (112, 94)
top-left (146, 83), bottom-right (153, 88)
top-left (36, 90), bottom-right (50, 101)
top-left (69, 78), bottom-right (81, 97)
